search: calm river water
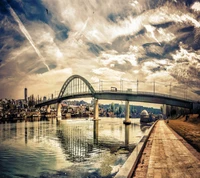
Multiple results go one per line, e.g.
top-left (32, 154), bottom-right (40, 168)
top-left (0, 117), bottom-right (151, 178)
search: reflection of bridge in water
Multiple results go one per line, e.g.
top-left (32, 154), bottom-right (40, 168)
top-left (35, 75), bottom-right (198, 124)
top-left (56, 125), bottom-right (93, 162)
top-left (0, 118), bottom-right (152, 178)
top-left (1, 118), bottom-right (148, 163)
top-left (56, 119), bottom-right (149, 163)
top-left (56, 120), bottom-right (102, 162)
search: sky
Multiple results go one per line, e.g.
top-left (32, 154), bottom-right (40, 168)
top-left (0, 0), bottom-right (200, 102)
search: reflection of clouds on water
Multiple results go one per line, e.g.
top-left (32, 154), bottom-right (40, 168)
top-left (99, 153), bottom-right (115, 177)
top-left (40, 151), bottom-right (127, 178)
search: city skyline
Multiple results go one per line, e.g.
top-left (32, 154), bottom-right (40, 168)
top-left (0, 0), bottom-right (200, 101)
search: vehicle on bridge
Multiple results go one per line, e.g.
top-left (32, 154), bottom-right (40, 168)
top-left (111, 87), bottom-right (117, 91)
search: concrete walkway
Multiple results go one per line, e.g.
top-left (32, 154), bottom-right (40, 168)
top-left (133, 120), bottom-right (200, 178)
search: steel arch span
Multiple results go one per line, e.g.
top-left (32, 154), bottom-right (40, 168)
top-left (58, 75), bottom-right (95, 99)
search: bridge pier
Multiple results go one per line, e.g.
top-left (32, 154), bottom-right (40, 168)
top-left (123, 101), bottom-right (131, 125)
top-left (46, 105), bottom-right (51, 113)
top-left (56, 102), bottom-right (62, 121)
top-left (93, 99), bottom-right (99, 121)
top-left (162, 104), bottom-right (167, 118)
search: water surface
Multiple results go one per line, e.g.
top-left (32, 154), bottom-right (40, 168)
top-left (0, 117), bottom-right (150, 178)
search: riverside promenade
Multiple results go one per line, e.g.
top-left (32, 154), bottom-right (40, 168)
top-left (132, 120), bottom-right (200, 178)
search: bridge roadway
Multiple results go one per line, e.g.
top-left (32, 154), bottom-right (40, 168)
top-left (36, 90), bottom-right (193, 109)
top-left (119, 120), bottom-right (200, 178)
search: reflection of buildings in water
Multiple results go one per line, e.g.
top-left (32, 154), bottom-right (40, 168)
top-left (25, 122), bottom-right (28, 144)
top-left (23, 121), bottom-right (53, 144)
top-left (29, 122), bottom-right (35, 140)
top-left (56, 124), bottom-right (96, 162)
top-left (0, 122), bottom-right (24, 142)
top-left (14, 123), bottom-right (17, 137)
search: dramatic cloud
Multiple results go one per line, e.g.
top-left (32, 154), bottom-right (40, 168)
top-left (0, 0), bottom-right (200, 101)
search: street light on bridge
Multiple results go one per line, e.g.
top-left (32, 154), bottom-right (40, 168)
top-left (169, 83), bottom-right (171, 97)
top-left (120, 79), bottom-right (123, 91)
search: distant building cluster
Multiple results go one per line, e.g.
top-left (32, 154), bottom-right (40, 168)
top-left (0, 98), bottom-right (27, 112)
top-left (0, 88), bottom-right (36, 117)
top-left (59, 100), bottom-right (162, 119)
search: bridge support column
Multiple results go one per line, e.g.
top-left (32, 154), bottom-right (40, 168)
top-left (93, 99), bottom-right (99, 121)
top-left (38, 106), bottom-right (42, 112)
top-left (162, 104), bottom-right (172, 118)
top-left (162, 104), bottom-right (167, 118)
top-left (46, 105), bottom-right (51, 113)
top-left (123, 101), bottom-right (131, 125)
top-left (56, 102), bottom-right (62, 121)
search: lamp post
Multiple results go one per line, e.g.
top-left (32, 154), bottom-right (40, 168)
top-left (169, 83), bottom-right (171, 97)
top-left (120, 79), bottom-right (123, 91)
top-left (99, 79), bottom-right (100, 91)
top-left (185, 87), bottom-right (187, 99)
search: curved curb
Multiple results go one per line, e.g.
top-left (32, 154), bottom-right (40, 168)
top-left (114, 120), bottom-right (158, 178)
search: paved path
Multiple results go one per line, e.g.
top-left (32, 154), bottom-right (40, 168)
top-left (133, 120), bottom-right (200, 178)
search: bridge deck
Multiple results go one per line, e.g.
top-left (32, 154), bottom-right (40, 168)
top-left (132, 120), bottom-right (200, 178)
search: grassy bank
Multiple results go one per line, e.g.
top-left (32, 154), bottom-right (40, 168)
top-left (167, 114), bottom-right (200, 152)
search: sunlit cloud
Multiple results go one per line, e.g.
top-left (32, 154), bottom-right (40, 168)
top-left (92, 67), bottom-right (125, 78)
top-left (170, 44), bottom-right (200, 93)
top-left (191, 2), bottom-right (200, 12)
top-left (99, 51), bottom-right (137, 67)
top-left (144, 25), bottom-right (161, 45)
top-left (130, 0), bottom-right (139, 7)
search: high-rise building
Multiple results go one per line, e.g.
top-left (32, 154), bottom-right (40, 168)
top-left (24, 88), bottom-right (27, 102)
top-left (43, 96), bottom-right (47, 101)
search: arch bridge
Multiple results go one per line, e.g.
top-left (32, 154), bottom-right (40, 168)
top-left (35, 75), bottom-right (197, 123)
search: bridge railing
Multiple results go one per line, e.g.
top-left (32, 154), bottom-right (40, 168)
top-left (91, 80), bottom-right (192, 100)
top-left (94, 90), bottom-right (194, 102)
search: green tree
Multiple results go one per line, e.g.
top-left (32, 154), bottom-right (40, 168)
top-left (118, 105), bottom-right (122, 115)
top-left (130, 105), bottom-right (134, 114)
top-left (110, 103), bottom-right (115, 112)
